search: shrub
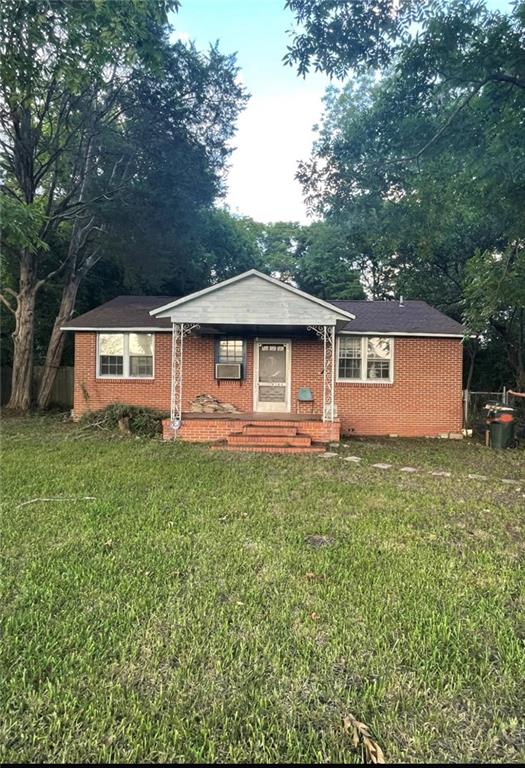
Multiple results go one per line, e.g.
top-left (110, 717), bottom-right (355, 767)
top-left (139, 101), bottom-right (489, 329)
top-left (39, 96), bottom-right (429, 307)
top-left (79, 404), bottom-right (168, 438)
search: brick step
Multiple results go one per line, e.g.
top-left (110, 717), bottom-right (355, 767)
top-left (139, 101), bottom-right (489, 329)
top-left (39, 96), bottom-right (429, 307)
top-left (243, 424), bottom-right (298, 436)
top-left (227, 432), bottom-right (312, 447)
top-left (210, 442), bottom-right (325, 454)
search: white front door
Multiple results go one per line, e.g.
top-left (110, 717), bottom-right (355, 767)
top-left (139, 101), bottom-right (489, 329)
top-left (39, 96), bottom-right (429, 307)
top-left (254, 339), bottom-right (291, 412)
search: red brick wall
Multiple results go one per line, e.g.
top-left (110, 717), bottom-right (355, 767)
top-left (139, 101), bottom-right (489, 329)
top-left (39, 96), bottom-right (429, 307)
top-left (72, 332), bottom-right (254, 418)
top-left (73, 332), bottom-right (463, 437)
top-left (73, 332), bottom-right (172, 416)
top-left (168, 417), bottom-right (340, 443)
top-left (285, 336), bottom-right (462, 437)
top-left (335, 338), bottom-right (463, 437)
top-left (182, 335), bottom-right (254, 412)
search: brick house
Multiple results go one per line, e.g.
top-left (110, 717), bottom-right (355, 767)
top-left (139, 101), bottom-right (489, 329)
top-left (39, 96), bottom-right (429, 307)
top-left (63, 269), bottom-right (464, 452)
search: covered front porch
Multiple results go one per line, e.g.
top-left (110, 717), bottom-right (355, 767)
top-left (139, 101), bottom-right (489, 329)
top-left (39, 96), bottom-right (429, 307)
top-left (160, 329), bottom-right (343, 448)
top-left (150, 270), bottom-right (354, 447)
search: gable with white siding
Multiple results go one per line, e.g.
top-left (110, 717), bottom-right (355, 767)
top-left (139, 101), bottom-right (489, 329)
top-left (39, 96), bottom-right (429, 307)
top-left (150, 270), bottom-right (354, 327)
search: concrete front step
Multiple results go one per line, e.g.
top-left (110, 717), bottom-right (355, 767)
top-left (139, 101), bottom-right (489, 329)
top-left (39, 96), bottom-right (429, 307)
top-left (243, 424), bottom-right (298, 437)
top-left (211, 442), bottom-right (325, 454)
top-left (228, 432), bottom-right (312, 447)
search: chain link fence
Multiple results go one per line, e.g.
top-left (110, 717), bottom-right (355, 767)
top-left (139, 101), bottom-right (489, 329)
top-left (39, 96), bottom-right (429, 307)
top-left (464, 388), bottom-right (525, 438)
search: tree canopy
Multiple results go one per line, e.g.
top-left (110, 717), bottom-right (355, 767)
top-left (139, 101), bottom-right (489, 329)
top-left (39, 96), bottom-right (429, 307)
top-left (2, 0), bottom-right (524, 405)
top-left (287, 0), bottom-right (525, 388)
top-left (0, 1), bottom-right (247, 407)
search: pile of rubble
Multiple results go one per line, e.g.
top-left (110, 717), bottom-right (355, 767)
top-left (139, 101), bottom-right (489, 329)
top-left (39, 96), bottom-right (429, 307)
top-left (189, 393), bottom-right (240, 414)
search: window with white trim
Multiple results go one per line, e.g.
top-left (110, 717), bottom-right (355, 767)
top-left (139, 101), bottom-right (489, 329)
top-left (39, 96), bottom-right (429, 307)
top-left (98, 333), bottom-right (154, 378)
top-left (337, 336), bottom-right (392, 382)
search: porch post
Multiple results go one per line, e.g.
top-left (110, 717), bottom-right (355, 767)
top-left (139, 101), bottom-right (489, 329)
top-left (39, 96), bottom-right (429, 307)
top-left (322, 325), bottom-right (327, 420)
top-left (170, 322), bottom-right (181, 427)
top-left (170, 322), bottom-right (199, 432)
top-left (329, 325), bottom-right (336, 422)
top-left (307, 324), bottom-right (336, 422)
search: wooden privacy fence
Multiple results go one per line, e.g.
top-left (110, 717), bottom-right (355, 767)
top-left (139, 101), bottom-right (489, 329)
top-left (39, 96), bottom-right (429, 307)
top-left (1, 366), bottom-right (74, 408)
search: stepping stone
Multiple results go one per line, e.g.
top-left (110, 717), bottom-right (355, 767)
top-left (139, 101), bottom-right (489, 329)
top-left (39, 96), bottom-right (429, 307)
top-left (318, 451), bottom-right (338, 458)
top-left (343, 456), bottom-right (362, 462)
top-left (430, 471), bottom-right (451, 477)
top-left (468, 473), bottom-right (488, 480)
top-left (371, 463), bottom-right (392, 469)
top-left (329, 442), bottom-right (340, 448)
top-left (501, 478), bottom-right (520, 485)
top-left (400, 466), bottom-right (418, 473)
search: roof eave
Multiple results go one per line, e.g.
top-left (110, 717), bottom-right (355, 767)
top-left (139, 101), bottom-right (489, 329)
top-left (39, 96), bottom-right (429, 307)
top-left (60, 326), bottom-right (171, 332)
top-left (338, 330), bottom-right (464, 338)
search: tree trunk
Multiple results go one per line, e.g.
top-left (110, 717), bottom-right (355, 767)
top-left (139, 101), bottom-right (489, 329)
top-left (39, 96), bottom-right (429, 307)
top-left (6, 261), bottom-right (39, 410)
top-left (36, 211), bottom-right (104, 410)
top-left (517, 307), bottom-right (524, 390)
top-left (37, 275), bottom-right (81, 410)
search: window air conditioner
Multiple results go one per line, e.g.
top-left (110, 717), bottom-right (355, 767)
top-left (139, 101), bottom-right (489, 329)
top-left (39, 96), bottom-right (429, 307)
top-left (215, 362), bottom-right (242, 379)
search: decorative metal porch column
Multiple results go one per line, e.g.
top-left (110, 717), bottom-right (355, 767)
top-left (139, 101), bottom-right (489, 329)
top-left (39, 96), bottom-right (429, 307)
top-left (307, 325), bottom-right (336, 422)
top-left (170, 322), bottom-right (199, 431)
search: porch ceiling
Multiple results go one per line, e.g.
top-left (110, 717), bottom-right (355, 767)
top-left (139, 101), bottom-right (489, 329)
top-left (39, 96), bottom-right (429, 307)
top-left (194, 324), bottom-right (340, 337)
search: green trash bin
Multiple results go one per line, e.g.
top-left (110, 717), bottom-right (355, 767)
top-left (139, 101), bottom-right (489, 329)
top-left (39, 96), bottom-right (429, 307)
top-left (488, 408), bottom-right (515, 449)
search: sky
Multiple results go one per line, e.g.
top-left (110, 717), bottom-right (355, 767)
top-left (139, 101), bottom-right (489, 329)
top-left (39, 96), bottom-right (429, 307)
top-left (171, 0), bottom-right (511, 225)
top-left (171, 0), bottom-right (331, 224)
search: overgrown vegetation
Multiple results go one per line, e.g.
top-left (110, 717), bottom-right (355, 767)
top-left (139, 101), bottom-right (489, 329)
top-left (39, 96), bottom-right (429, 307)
top-left (80, 404), bottom-right (168, 438)
top-left (2, 1), bottom-right (524, 405)
top-left (286, 0), bottom-right (525, 390)
top-left (1, 414), bottom-right (523, 762)
top-left (0, 0), bottom-right (247, 408)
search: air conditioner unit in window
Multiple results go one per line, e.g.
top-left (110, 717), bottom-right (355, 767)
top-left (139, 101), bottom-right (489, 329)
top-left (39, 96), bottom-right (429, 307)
top-left (215, 362), bottom-right (242, 380)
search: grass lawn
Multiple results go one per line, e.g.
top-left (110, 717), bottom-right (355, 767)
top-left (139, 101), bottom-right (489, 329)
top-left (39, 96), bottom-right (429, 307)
top-left (1, 414), bottom-right (524, 763)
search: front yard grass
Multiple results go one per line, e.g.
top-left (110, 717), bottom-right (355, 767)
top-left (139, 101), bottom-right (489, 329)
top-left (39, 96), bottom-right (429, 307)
top-left (1, 414), bottom-right (524, 763)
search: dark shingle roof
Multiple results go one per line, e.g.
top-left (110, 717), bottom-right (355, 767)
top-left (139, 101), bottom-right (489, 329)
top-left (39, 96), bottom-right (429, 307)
top-left (63, 294), bottom-right (464, 336)
top-left (330, 299), bottom-right (464, 336)
top-left (62, 296), bottom-right (177, 330)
